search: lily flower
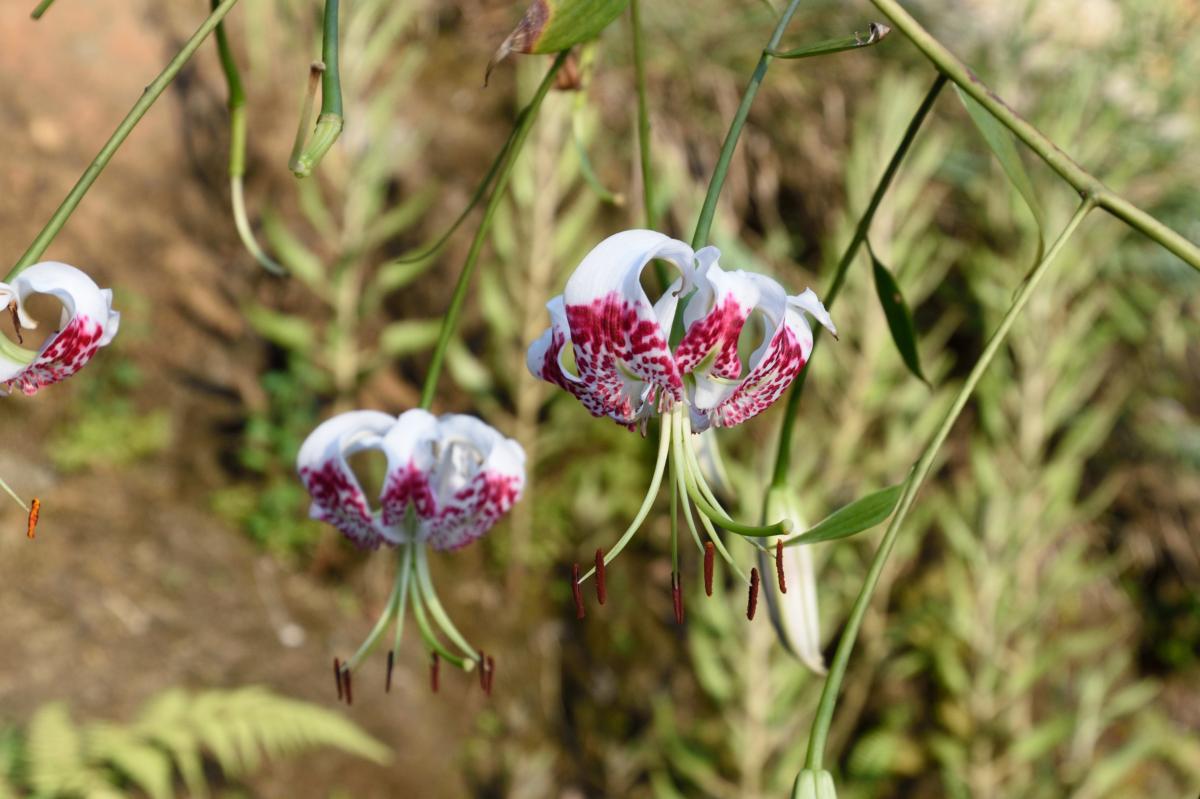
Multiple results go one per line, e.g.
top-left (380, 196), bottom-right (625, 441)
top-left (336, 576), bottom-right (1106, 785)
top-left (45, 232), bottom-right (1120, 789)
top-left (297, 409), bottom-right (524, 700)
top-left (526, 230), bottom-right (834, 621)
top-left (0, 262), bottom-right (120, 396)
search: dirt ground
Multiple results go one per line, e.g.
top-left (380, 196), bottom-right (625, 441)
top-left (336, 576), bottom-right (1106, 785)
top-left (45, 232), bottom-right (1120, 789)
top-left (0, 3), bottom-right (489, 795)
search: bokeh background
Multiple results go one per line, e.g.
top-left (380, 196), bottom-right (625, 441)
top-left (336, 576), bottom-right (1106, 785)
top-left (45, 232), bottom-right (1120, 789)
top-left (1, 0), bottom-right (1199, 796)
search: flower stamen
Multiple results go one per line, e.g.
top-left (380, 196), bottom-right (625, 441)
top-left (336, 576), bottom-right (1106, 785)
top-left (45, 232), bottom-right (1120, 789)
top-left (775, 539), bottom-right (787, 594)
top-left (334, 657), bottom-right (343, 701)
top-left (747, 568), bottom-right (760, 620)
top-left (431, 652), bottom-right (441, 693)
top-left (704, 542), bottom-right (715, 596)
top-left (571, 563), bottom-right (586, 619)
top-left (27, 497), bottom-right (40, 539)
top-left (594, 549), bottom-right (607, 605)
top-left (343, 668), bottom-right (354, 706)
top-left (671, 572), bottom-right (684, 625)
top-left (385, 651), bottom-right (394, 693)
top-left (7, 300), bottom-right (22, 345)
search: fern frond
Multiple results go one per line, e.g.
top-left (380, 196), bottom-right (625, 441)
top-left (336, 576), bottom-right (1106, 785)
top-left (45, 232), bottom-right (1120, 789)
top-left (85, 723), bottom-right (174, 799)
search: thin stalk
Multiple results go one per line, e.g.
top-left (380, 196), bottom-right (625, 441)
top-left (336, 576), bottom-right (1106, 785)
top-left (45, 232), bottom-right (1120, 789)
top-left (409, 570), bottom-right (471, 669)
top-left (392, 541), bottom-right (414, 654)
top-left (769, 72), bottom-right (946, 490)
top-left (30, 0), bottom-right (56, 20)
top-left (212, 0), bottom-right (286, 275)
top-left (292, 0), bottom-right (344, 178)
top-left (629, 0), bottom-right (669, 289)
top-left (868, 0), bottom-right (1200, 272)
top-left (418, 52), bottom-right (568, 410)
top-left (691, 0), bottom-right (804, 249)
top-left (767, 22), bottom-right (891, 59)
top-left (673, 413), bottom-right (746, 580)
top-left (9, 0), bottom-right (245, 278)
top-left (0, 476), bottom-right (29, 512)
top-left (671, 421), bottom-right (707, 557)
top-left (414, 545), bottom-right (479, 660)
top-left (684, 466), bottom-right (791, 538)
top-left (345, 562), bottom-right (405, 670)
top-left (579, 413), bottom-right (673, 582)
top-left (803, 199), bottom-right (1095, 769)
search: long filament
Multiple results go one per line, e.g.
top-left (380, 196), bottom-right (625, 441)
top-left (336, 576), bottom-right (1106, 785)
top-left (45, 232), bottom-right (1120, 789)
top-left (415, 545), bottom-right (479, 661)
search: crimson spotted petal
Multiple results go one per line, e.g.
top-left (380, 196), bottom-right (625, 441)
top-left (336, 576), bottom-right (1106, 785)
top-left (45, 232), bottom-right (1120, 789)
top-left (0, 262), bottom-right (119, 396)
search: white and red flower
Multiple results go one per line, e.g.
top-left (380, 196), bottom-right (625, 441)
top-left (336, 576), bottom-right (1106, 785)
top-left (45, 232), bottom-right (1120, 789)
top-left (298, 409), bottom-right (525, 552)
top-left (527, 229), bottom-right (834, 431)
top-left (0, 262), bottom-right (120, 396)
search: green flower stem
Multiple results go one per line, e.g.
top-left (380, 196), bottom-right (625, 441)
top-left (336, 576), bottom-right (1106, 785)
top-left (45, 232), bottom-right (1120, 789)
top-left (8, 0), bottom-right (245, 279)
top-left (868, 0), bottom-right (1200, 272)
top-left (212, 0), bottom-right (286, 275)
top-left (579, 412), bottom-right (673, 582)
top-left (803, 198), bottom-right (1095, 770)
top-left (409, 568), bottom-right (471, 670)
top-left (691, 0), bottom-right (804, 249)
top-left (344, 557), bottom-right (406, 671)
top-left (769, 73), bottom-right (946, 490)
top-left (629, 0), bottom-right (669, 289)
top-left (291, 0), bottom-right (343, 178)
top-left (414, 544), bottom-right (479, 661)
top-left (30, 0), bottom-right (56, 20)
top-left (767, 22), bottom-right (891, 59)
top-left (418, 51), bottom-right (569, 411)
top-left (0, 475), bottom-right (29, 512)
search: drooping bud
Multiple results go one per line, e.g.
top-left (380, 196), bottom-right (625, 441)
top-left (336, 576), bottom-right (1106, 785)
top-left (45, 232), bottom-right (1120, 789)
top-left (703, 542), bottom-right (714, 596)
top-left (487, 0), bottom-right (629, 83)
top-left (571, 563), bottom-right (586, 619)
top-left (594, 548), bottom-right (607, 605)
top-left (747, 568), bottom-right (760, 620)
top-left (792, 769), bottom-right (837, 799)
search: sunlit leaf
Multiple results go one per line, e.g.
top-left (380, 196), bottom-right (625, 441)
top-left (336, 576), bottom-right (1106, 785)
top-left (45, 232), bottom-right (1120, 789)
top-left (785, 483), bottom-right (903, 546)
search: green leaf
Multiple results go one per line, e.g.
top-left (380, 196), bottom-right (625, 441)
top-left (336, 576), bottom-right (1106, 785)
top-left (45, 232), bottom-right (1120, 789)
top-left (245, 306), bottom-right (317, 355)
top-left (869, 241), bottom-right (928, 385)
top-left (377, 319), bottom-right (441, 357)
top-left (785, 483), bottom-right (904, 546)
top-left (955, 85), bottom-right (1046, 262)
top-left (488, 0), bottom-right (629, 81)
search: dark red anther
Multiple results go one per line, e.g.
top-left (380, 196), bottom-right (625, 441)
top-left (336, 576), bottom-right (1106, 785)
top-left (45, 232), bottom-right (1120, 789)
top-left (571, 563), bottom-right (586, 619)
top-left (485, 655), bottom-right (496, 697)
top-left (8, 301), bottom-right (22, 345)
top-left (343, 668), bottom-right (354, 705)
top-left (27, 498), bottom-right (40, 540)
top-left (385, 650), bottom-right (394, 693)
top-left (671, 573), bottom-right (684, 625)
top-left (776, 540), bottom-right (787, 594)
top-left (595, 549), bottom-right (607, 605)
top-left (747, 568), bottom-right (760, 621)
top-left (431, 652), bottom-right (440, 693)
top-left (333, 657), bottom-right (343, 701)
top-left (703, 542), bottom-right (715, 597)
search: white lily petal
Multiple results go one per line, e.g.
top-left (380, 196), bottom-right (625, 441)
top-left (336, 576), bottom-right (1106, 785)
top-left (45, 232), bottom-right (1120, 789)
top-left (296, 410), bottom-right (397, 550)
top-left (560, 229), bottom-right (696, 427)
top-left (379, 408), bottom-right (441, 532)
top-left (0, 262), bottom-right (120, 396)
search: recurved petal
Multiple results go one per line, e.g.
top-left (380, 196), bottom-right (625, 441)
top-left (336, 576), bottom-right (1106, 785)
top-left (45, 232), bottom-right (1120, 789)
top-left (562, 229), bottom-right (695, 426)
top-left (0, 262), bottom-right (120, 396)
top-left (675, 249), bottom-right (763, 418)
top-left (422, 415), bottom-right (525, 551)
top-left (379, 408), bottom-right (441, 530)
top-left (297, 410), bottom-right (398, 550)
top-left (706, 280), bottom-right (833, 429)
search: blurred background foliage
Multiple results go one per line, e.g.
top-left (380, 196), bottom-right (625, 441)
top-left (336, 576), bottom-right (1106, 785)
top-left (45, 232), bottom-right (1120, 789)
top-left (1, 0), bottom-right (1198, 795)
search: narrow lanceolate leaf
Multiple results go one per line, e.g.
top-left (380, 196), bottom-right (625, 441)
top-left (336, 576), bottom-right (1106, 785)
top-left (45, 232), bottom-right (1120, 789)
top-left (955, 85), bottom-right (1046, 263)
top-left (487, 0), bottom-right (629, 82)
top-left (785, 483), bottom-right (904, 546)
top-left (868, 241), bottom-right (928, 385)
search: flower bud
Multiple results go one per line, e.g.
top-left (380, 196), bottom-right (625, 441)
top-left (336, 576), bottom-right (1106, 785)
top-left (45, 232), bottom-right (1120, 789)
top-left (791, 769), bottom-right (837, 799)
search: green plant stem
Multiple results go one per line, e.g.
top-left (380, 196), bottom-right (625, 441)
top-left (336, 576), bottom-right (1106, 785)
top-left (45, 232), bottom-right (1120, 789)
top-left (417, 51), bottom-right (568, 410)
top-left (212, 0), bottom-right (286, 275)
top-left (769, 73), bottom-right (946, 490)
top-left (691, 0), bottom-right (804, 249)
top-left (629, 0), bottom-right (668, 289)
top-left (867, 0), bottom-right (1200, 272)
top-left (767, 22), bottom-right (890, 59)
top-left (803, 198), bottom-right (1095, 770)
top-left (8, 0), bottom-right (244, 279)
top-left (292, 0), bottom-right (344, 178)
top-left (30, 0), bottom-right (57, 20)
